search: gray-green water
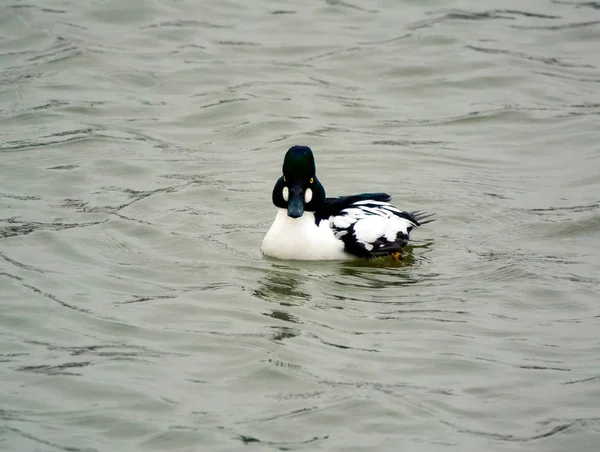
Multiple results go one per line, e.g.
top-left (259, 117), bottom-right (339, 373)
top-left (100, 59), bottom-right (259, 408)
top-left (1, 0), bottom-right (600, 450)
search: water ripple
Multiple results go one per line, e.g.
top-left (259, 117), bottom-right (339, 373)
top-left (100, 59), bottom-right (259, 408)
top-left (466, 45), bottom-right (594, 68)
top-left (442, 417), bottom-right (600, 442)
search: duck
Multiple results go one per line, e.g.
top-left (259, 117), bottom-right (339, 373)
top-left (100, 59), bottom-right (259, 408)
top-left (261, 145), bottom-right (433, 261)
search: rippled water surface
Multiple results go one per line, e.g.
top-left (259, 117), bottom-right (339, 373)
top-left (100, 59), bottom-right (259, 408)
top-left (2, 0), bottom-right (600, 450)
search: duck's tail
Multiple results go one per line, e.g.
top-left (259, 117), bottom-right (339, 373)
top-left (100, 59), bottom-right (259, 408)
top-left (410, 210), bottom-right (435, 226)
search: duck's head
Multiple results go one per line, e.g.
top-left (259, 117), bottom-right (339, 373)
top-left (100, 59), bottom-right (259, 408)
top-left (272, 146), bottom-right (326, 218)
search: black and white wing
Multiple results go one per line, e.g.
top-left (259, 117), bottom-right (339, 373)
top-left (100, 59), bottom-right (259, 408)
top-left (321, 195), bottom-right (433, 259)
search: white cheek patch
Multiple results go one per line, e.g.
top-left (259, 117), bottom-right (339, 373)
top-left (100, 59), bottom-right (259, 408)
top-left (282, 187), bottom-right (289, 201)
top-left (304, 188), bottom-right (313, 203)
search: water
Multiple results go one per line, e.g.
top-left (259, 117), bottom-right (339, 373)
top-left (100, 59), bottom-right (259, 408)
top-left (1, 0), bottom-right (600, 450)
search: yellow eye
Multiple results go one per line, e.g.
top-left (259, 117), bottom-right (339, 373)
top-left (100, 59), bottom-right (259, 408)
top-left (283, 176), bottom-right (286, 182)
top-left (310, 177), bottom-right (314, 184)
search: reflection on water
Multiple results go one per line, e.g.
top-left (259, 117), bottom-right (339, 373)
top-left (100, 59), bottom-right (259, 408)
top-left (252, 265), bottom-right (312, 305)
top-left (253, 266), bottom-right (308, 341)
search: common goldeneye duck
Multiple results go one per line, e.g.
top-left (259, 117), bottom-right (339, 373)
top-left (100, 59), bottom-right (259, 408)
top-left (261, 145), bottom-right (434, 261)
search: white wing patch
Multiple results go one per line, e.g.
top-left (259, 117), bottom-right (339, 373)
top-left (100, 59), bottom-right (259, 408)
top-left (331, 215), bottom-right (357, 229)
top-left (329, 201), bottom-right (417, 257)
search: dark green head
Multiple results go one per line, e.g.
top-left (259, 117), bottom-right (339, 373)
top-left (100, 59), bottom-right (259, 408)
top-left (272, 146), bottom-right (326, 218)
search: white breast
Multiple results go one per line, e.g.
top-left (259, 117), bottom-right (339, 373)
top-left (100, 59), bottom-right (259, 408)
top-left (261, 209), bottom-right (350, 260)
